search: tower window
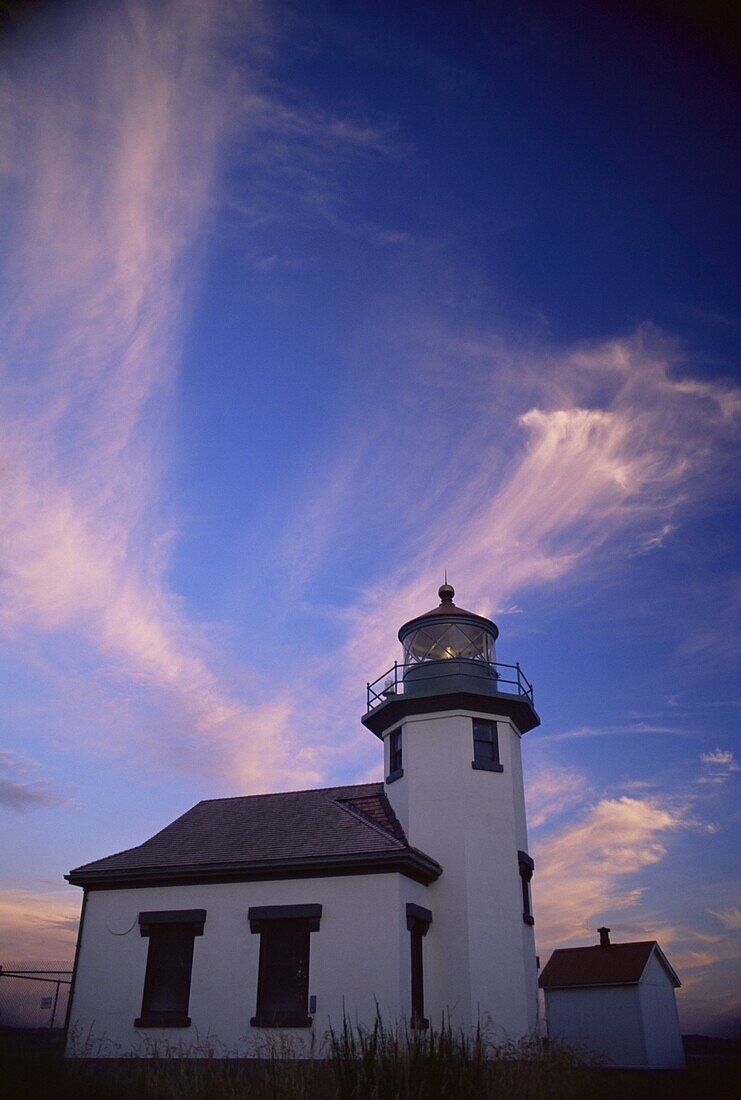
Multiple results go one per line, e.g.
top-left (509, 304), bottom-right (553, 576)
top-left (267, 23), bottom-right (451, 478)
top-left (387, 728), bottom-right (403, 782)
top-left (248, 905), bottom-right (321, 1027)
top-left (135, 909), bottom-right (206, 1028)
top-left (406, 904), bottom-right (432, 1028)
top-left (518, 852), bottom-right (535, 925)
top-left (471, 718), bottom-right (503, 772)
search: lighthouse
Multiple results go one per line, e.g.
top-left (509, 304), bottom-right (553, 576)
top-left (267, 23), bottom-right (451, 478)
top-left (65, 580), bottom-right (540, 1055)
top-left (362, 582), bottom-right (540, 1036)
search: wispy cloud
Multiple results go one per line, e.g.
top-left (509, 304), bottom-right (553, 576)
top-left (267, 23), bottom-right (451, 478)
top-left (0, 888), bottom-right (79, 964)
top-left (0, 0), bottom-right (327, 792)
top-left (531, 795), bottom-right (693, 951)
top-left (1, 3), bottom-right (739, 810)
top-left (330, 326), bottom-right (740, 690)
top-left (241, 89), bottom-right (399, 155)
top-left (525, 762), bottom-right (589, 829)
top-left (544, 722), bottom-right (689, 743)
top-left (629, 523), bottom-right (676, 555)
top-left (710, 906), bottom-right (741, 931)
top-left (700, 748), bottom-right (738, 769)
top-left (668, 695), bottom-right (741, 709)
top-left (0, 750), bottom-right (65, 812)
top-left (698, 748), bottom-right (739, 785)
top-left (230, 85), bottom-right (405, 248)
top-left (0, 779), bottom-right (62, 813)
top-left (0, 0), bottom-right (417, 793)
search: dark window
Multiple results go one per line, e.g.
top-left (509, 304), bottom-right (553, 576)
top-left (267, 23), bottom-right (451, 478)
top-left (518, 851), bottom-right (535, 926)
top-left (256, 922), bottom-right (310, 1025)
top-left (387, 728), bottom-right (403, 781)
top-left (136, 910), bottom-right (206, 1028)
top-left (248, 905), bottom-right (321, 1028)
top-left (406, 904), bottom-right (431, 1028)
top-left (472, 718), bottom-right (503, 772)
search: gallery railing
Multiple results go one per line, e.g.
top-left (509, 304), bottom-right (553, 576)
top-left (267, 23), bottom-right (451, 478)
top-left (366, 660), bottom-right (534, 712)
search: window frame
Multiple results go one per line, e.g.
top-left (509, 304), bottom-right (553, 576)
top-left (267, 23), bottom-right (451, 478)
top-left (386, 726), bottom-right (404, 783)
top-left (471, 718), bottom-right (504, 772)
top-left (405, 903), bottom-right (432, 1029)
top-left (248, 904), bottom-right (321, 1028)
top-left (518, 851), bottom-right (535, 926)
top-left (135, 909), bottom-right (206, 1028)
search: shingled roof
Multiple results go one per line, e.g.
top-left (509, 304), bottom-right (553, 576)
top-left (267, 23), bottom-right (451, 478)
top-left (67, 783), bottom-right (442, 888)
top-left (539, 942), bottom-right (680, 989)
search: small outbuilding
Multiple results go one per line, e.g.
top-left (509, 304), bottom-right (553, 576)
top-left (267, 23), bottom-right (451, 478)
top-left (539, 927), bottom-right (685, 1068)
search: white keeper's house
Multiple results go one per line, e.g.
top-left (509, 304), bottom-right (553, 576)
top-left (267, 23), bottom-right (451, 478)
top-left (64, 583), bottom-right (541, 1056)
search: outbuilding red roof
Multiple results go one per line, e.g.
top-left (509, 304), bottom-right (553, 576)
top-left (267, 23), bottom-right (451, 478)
top-left (539, 942), bottom-right (680, 989)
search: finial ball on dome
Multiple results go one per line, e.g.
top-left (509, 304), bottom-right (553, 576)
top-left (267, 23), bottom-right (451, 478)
top-left (438, 581), bottom-right (455, 603)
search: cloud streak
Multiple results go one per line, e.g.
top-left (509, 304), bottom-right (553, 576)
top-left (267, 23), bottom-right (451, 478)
top-left (544, 722), bottom-right (690, 743)
top-left (332, 326), bottom-right (740, 696)
top-left (0, 888), bottom-right (80, 964)
top-left (711, 907), bottom-right (741, 931)
top-left (525, 762), bottom-right (589, 830)
top-left (0, 0), bottom-right (330, 791)
top-left (531, 794), bottom-right (688, 951)
top-left (699, 748), bottom-right (739, 784)
top-left (1, 3), bottom-right (738, 808)
top-left (0, 749), bottom-right (65, 812)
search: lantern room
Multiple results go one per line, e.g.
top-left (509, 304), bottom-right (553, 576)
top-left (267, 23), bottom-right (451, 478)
top-left (400, 582), bottom-right (497, 665)
top-left (398, 582), bottom-right (500, 698)
top-left (362, 580), bottom-right (538, 737)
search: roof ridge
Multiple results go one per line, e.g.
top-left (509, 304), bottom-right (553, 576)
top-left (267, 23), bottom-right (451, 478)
top-left (553, 940), bottom-right (658, 952)
top-left (197, 781), bottom-right (382, 805)
top-left (333, 796), bottom-right (407, 848)
top-left (406, 843), bottom-right (442, 868)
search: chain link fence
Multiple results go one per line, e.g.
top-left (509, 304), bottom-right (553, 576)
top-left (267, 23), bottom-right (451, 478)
top-left (0, 962), bottom-right (72, 1030)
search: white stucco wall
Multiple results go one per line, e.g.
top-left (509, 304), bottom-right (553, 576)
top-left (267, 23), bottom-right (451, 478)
top-left (544, 984), bottom-right (645, 1066)
top-left (637, 952), bottom-right (685, 1068)
top-left (384, 708), bottom-right (538, 1039)
top-left (66, 871), bottom-right (431, 1058)
top-left (67, 704), bottom-right (539, 1057)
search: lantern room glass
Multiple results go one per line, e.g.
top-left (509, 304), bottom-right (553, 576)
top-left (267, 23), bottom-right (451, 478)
top-left (402, 622), bottom-right (493, 665)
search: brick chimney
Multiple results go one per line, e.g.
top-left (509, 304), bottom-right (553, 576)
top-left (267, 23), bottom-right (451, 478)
top-left (598, 926), bottom-right (611, 947)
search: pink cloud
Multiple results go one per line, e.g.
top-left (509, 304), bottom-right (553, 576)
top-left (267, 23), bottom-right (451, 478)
top-left (1, 3), bottom-right (739, 810)
top-left (0, 750), bottom-right (66, 812)
top-left (699, 749), bottom-right (739, 784)
top-left (525, 763), bottom-right (589, 829)
top-left (531, 795), bottom-right (686, 952)
top-left (0, 888), bottom-right (80, 965)
top-left (333, 329), bottom-right (739, 691)
top-left (710, 907), bottom-right (741, 931)
top-left (0, 1), bottom-right (326, 793)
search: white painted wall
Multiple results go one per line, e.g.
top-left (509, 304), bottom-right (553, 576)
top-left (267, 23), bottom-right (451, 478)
top-left (67, 704), bottom-right (539, 1056)
top-left (66, 871), bottom-right (431, 1058)
top-left (384, 708), bottom-right (538, 1039)
top-left (637, 952), bottom-right (685, 1068)
top-left (544, 985), bottom-right (645, 1066)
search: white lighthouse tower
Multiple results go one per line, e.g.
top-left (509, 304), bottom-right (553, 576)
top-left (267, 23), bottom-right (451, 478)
top-left (362, 581), bottom-right (540, 1037)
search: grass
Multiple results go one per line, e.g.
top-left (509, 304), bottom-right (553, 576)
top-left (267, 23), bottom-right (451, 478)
top-left (1, 1018), bottom-right (738, 1100)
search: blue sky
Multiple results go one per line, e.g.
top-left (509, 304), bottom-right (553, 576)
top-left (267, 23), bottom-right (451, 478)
top-left (0, 0), bottom-right (738, 1037)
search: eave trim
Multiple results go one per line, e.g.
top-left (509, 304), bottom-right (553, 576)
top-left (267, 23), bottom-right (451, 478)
top-left (66, 849), bottom-right (443, 890)
top-left (362, 690), bottom-right (540, 738)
